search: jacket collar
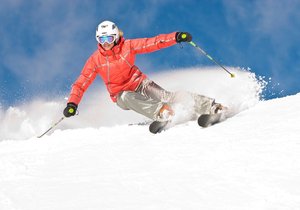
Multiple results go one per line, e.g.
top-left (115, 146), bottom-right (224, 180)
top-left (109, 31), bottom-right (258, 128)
top-left (98, 37), bottom-right (125, 56)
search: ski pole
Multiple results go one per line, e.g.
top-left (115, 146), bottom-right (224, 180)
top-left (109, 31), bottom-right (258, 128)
top-left (37, 116), bottom-right (65, 138)
top-left (189, 41), bottom-right (235, 78)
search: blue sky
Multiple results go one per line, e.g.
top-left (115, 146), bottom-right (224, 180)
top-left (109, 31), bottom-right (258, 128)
top-left (1, 0), bottom-right (299, 107)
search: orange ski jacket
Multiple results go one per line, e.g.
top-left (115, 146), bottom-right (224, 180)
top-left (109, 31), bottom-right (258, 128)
top-left (68, 32), bottom-right (177, 105)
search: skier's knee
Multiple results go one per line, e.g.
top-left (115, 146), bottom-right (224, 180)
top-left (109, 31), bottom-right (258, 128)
top-left (116, 92), bottom-right (130, 110)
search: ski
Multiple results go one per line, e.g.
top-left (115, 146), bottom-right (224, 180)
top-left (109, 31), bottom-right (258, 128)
top-left (128, 121), bottom-right (151, 126)
top-left (149, 120), bottom-right (170, 134)
top-left (149, 109), bottom-right (229, 133)
top-left (198, 113), bottom-right (222, 128)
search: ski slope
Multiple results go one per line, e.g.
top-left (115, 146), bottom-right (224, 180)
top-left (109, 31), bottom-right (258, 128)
top-left (1, 68), bottom-right (300, 209)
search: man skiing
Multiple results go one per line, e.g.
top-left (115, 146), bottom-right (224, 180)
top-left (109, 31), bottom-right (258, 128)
top-left (63, 20), bottom-right (224, 133)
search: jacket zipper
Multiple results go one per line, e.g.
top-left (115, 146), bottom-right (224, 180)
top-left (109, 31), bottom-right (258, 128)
top-left (105, 55), bottom-right (112, 94)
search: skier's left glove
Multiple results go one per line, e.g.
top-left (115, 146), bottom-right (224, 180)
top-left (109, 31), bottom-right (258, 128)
top-left (63, 102), bottom-right (78, 117)
top-left (176, 32), bottom-right (192, 43)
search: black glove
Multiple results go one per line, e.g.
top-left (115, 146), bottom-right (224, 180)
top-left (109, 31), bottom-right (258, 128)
top-left (176, 32), bottom-right (192, 43)
top-left (63, 103), bottom-right (78, 117)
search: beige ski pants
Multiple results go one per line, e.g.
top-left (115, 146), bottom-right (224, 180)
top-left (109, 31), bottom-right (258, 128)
top-left (116, 79), bottom-right (215, 121)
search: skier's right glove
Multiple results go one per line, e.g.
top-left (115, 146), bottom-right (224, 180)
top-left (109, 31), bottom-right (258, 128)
top-left (176, 32), bottom-right (192, 43)
top-left (63, 102), bottom-right (78, 117)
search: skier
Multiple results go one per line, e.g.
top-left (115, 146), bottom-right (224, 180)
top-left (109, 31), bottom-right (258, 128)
top-left (63, 20), bottom-right (225, 132)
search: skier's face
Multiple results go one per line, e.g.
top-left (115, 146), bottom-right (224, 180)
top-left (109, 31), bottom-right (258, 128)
top-left (101, 42), bottom-right (114, 51)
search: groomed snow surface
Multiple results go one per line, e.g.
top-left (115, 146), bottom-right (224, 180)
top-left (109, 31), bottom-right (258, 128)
top-left (1, 68), bottom-right (299, 209)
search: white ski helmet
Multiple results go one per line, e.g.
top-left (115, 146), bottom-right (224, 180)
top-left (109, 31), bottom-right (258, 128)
top-left (95, 20), bottom-right (120, 44)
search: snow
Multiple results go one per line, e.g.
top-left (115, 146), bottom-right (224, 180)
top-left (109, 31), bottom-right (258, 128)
top-left (1, 68), bottom-right (300, 209)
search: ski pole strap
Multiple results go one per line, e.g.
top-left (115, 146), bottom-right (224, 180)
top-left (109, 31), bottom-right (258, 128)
top-left (189, 41), bottom-right (235, 78)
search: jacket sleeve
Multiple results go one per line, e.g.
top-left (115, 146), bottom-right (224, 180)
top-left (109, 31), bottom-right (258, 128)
top-left (68, 56), bottom-right (98, 105)
top-left (129, 32), bottom-right (177, 54)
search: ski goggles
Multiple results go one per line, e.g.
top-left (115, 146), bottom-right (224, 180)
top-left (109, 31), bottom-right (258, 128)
top-left (97, 35), bottom-right (116, 44)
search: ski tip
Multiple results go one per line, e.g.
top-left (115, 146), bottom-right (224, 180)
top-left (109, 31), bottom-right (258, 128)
top-left (149, 121), bottom-right (169, 134)
top-left (198, 114), bottom-right (211, 128)
top-left (198, 113), bottom-right (223, 128)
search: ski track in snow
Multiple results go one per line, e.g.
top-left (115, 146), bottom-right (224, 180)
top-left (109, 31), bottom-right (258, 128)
top-left (1, 67), bottom-right (300, 209)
